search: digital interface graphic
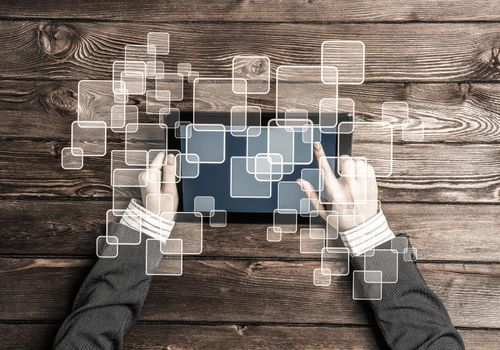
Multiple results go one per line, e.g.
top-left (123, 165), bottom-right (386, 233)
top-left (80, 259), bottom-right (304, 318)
top-left (62, 34), bottom-right (423, 299)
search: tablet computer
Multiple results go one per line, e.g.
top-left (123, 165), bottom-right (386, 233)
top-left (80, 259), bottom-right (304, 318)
top-left (167, 112), bottom-right (353, 222)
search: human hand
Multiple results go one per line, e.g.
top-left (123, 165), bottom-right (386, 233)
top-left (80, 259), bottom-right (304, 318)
top-left (297, 142), bottom-right (378, 231)
top-left (138, 152), bottom-right (179, 221)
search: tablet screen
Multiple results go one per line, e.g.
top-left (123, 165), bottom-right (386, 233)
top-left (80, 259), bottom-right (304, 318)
top-left (179, 125), bottom-right (337, 213)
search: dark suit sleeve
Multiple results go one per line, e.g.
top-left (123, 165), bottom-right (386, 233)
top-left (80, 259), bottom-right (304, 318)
top-left (351, 237), bottom-right (465, 350)
top-left (53, 222), bottom-right (162, 350)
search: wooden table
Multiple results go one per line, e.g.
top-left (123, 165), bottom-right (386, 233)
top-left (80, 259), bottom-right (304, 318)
top-left (0, 1), bottom-right (499, 349)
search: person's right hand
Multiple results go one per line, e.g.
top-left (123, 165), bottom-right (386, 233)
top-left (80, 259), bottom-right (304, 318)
top-left (297, 142), bottom-right (379, 231)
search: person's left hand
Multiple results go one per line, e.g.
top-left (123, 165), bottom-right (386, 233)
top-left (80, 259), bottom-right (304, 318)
top-left (138, 152), bottom-right (179, 221)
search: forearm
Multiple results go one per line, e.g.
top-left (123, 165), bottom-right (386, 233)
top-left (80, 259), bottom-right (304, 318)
top-left (342, 214), bottom-right (464, 349)
top-left (53, 222), bottom-right (162, 350)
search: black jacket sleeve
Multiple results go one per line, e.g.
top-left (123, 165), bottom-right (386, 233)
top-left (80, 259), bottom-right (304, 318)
top-left (351, 237), bottom-right (465, 350)
top-left (53, 222), bottom-right (162, 350)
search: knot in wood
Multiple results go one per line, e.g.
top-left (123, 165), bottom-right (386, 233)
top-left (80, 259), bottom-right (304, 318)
top-left (459, 83), bottom-right (472, 101)
top-left (248, 58), bottom-right (268, 76)
top-left (45, 86), bottom-right (77, 116)
top-left (51, 143), bottom-right (60, 157)
top-left (491, 48), bottom-right (500, 70)
top-left (38, 23), bottom-right (77, 58)
top-left (234, 324), bottom-right (247, 335)
top-left (249, 261), bottom-right (264, 271)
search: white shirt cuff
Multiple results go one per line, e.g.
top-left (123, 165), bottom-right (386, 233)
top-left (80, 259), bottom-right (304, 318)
top-left (339, 210), bottom-right (395, 256)
top-left (119, 199), bottom-right (175, 242)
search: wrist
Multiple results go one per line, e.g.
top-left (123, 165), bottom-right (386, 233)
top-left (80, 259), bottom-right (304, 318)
top-left (120, 199), bottom-right (176, 242)
top-left (339, 210), bottom-right (395, 256)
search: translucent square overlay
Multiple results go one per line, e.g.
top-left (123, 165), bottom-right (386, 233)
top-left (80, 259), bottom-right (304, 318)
top-left (337, 122), bottom-right (394, 177)
top-left (276, 65), bottom-right (337, 124)
top-left (147, 32), bottom-right (170, 55)
top-left (71, 121), bottom-right (106, 157)
top-left (146, 238), bottom-right (183, 276)
top-left (321, 40), bottom-right (365, 84)
top-left (232, 55), bottom-right (270, 94)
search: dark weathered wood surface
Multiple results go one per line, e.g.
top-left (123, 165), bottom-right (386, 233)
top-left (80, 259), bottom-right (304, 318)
top-left (2, 139), bottom-right (499, 202)
top-left (0, 2), bottom-right (499, 349)
top-left (1, 323), bottom-right (498, 350)
top-left (2, 80), bottom-right (500, 143)
top-left (1, 21), bottom-right (499, 81)
top-left (0, 324), bottom-right (498, 350)
top-left (1, 258), bottom-right (499, 328)
top-left (1, 200), bottom-right (499, 262)
top-left (1, 0), bottom-right (500, 22)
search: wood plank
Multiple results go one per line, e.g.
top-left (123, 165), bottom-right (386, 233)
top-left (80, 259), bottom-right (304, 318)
top-left (0, 324), bottom-right (59, 350)
top-left (1, 200), bottom-right (498, 262)
top-left (0, 323), bottom-right (497, 350)
top-left (1, 0), bottom-right (499, 22)
top-left (2, 80), bottom-right (500, 143)
top-left (1, 22), bottom-right (499, 81)
top-left (0, 258), bottom-right (498, 328)
top-left (1, 139), bottom-right (499, 202)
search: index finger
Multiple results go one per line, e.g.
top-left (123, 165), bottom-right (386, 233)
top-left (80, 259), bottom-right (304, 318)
top-left (313, 142), bottom-right (342, 200)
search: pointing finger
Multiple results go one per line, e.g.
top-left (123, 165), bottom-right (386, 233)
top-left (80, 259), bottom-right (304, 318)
top-left (313, 142), bottom-right (342, 201)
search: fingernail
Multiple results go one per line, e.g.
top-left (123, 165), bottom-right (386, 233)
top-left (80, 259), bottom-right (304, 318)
top-left (314, 142), bottom-right (321, 150)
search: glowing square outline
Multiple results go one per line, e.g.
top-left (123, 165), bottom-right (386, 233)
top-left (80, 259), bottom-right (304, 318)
top-left (321, 40), bottom-right (365, 85)
top-left (155, 72), bottom-right (184, 101)
top-left (232, 55), bottom-right (271, 95)
top-left (273, 209), bottom-right (298, 234)
top-left (336, 122), bottom-right (394, 178)
top-left (147, 32), bottom-right (170, 55)
top-left (61, 147), bottom-right (84, 170)
top-left (193, 77), bottom-right (247, 125)
top-left (161, 211), bottom-right (204, 255)
top-left (363, 248), bottom-right (399, 284)
top-left (276, 65), bottom-right (338, 120)
top-left (313, 267), bottom-right (332, 287)
top-left (125, 44), bottom-right (157, 78)
top-left (185, 123), bottom-right (226, 164)
top-left (266, 226), bottom-right (282, 242)
top-left (175, 153), bottom-right (200, 179)
top-left (300, 228), bottom-right (325, 254)
top-left (321, 247), bottom-right (350, 276)
top-left (71, 120), bottom-right (107, 157)
top-left (96, 235), bottom-right (119, 258)
top-left (209, 209), bottom-right (227, 228)
top-left (105, 209), bottom-right (142, 246)
top-left (145, 238), bottom-right (183, 276)
top-left (229, 156), bottom-right (272, 199)
top-left (352, 270), bottom-right (382, 301)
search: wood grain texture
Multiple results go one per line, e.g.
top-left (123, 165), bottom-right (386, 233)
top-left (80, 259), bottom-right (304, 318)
top-left (0, 323), bottom-right (497, 350)
top-left (1, 139), bottom-right (499, 202)
top-left (1, 80), bottom-right (500, 143)
top-left (1, 200), bottom-right (499, 262)
top-left (1, 21), bottom-right (499, 81)
top-left (0, 258), bottom-right (499, 328)
top-left (1, 0), bottom-right (500, 22)
top-left (1, 4), bottom-right (499, 344)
